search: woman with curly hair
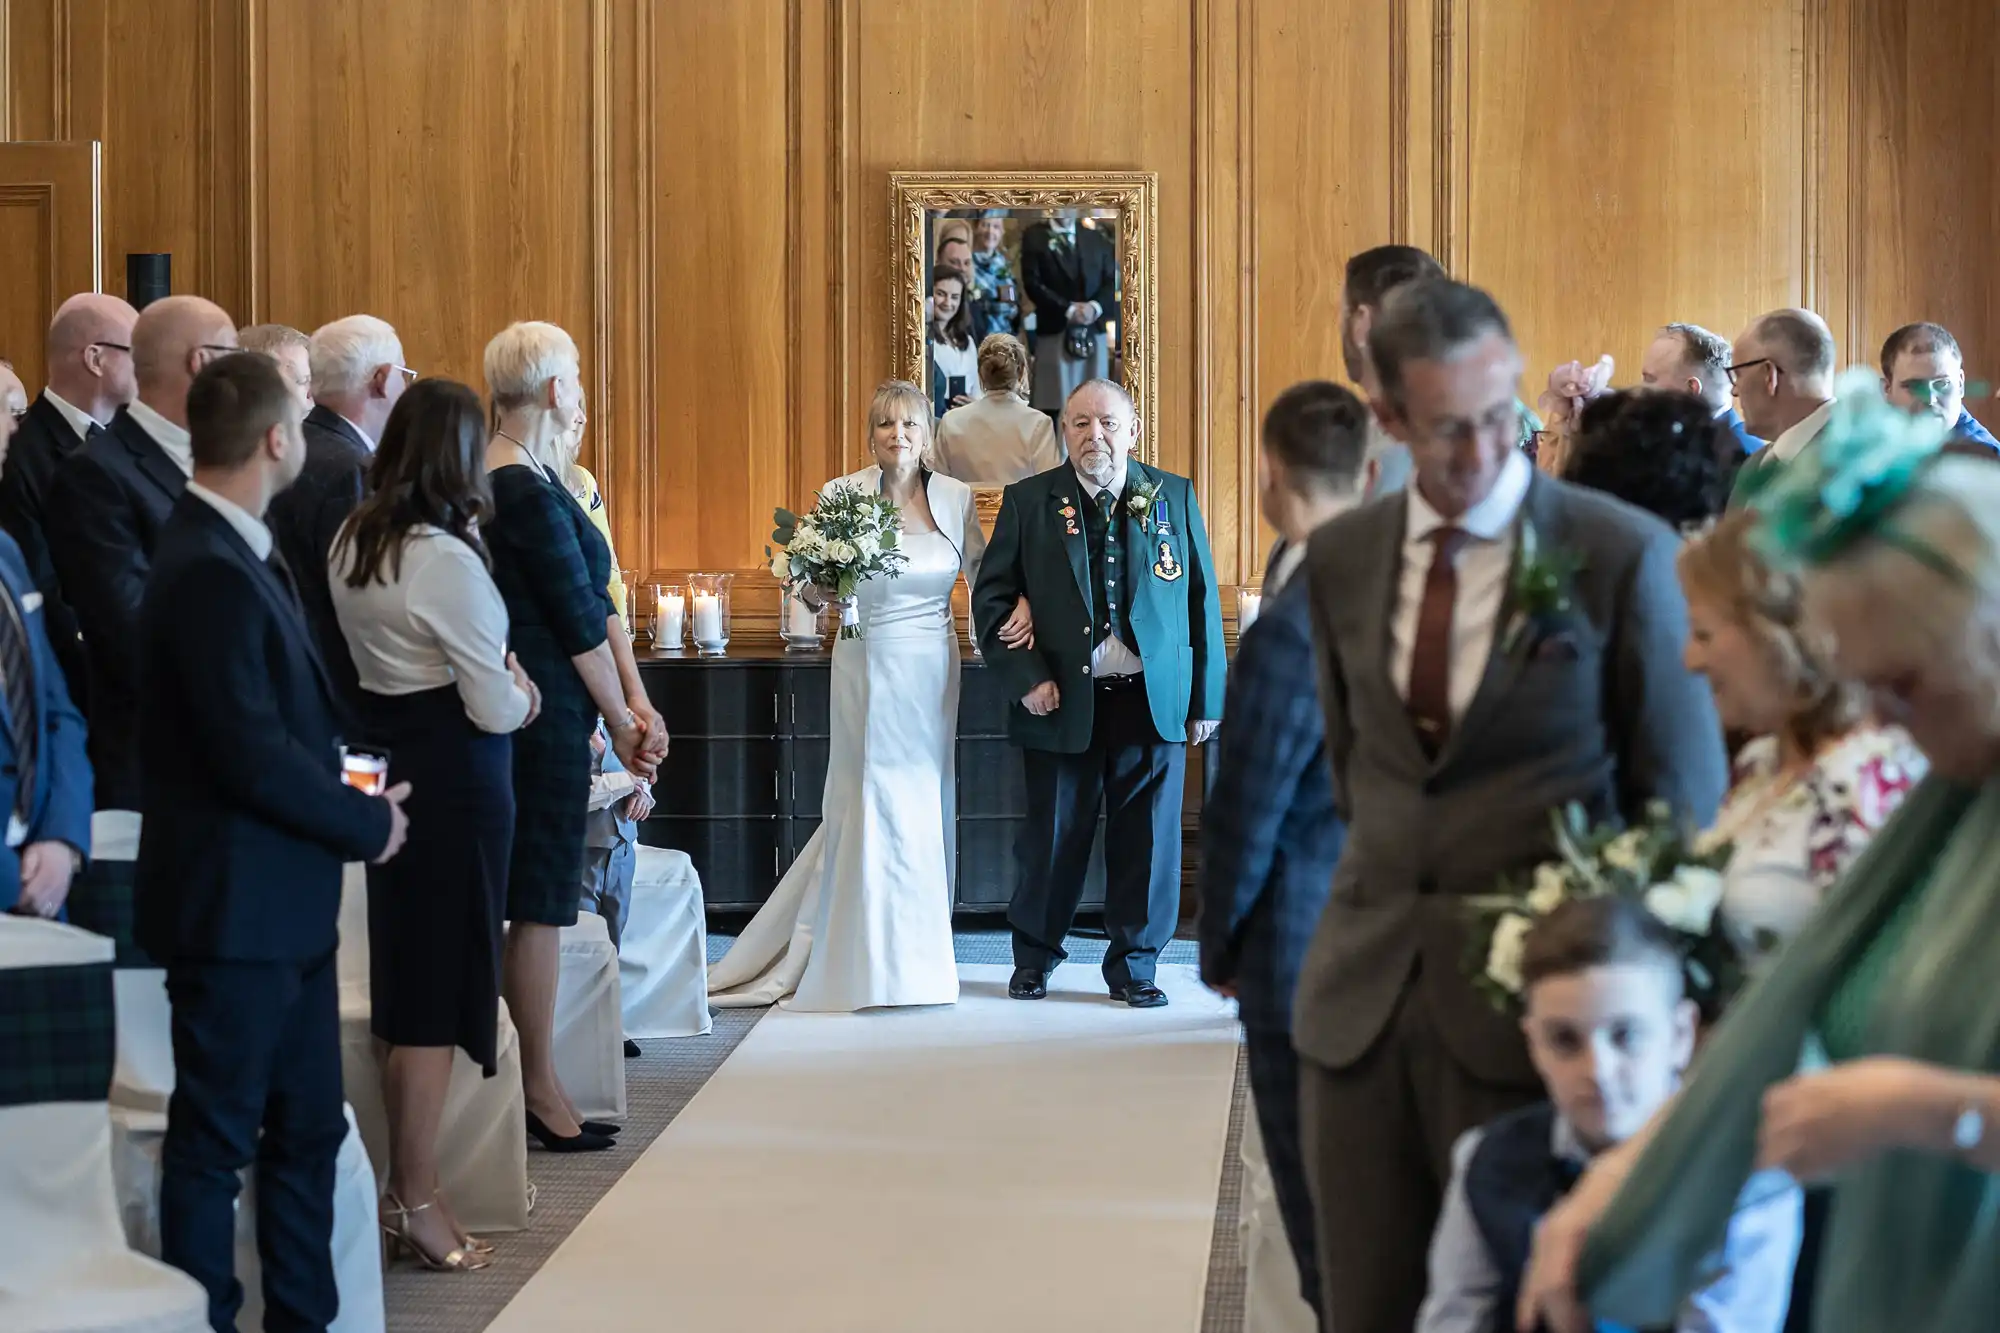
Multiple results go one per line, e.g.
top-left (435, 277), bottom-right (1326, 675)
top-left (1561, 389), bottom-right (1732, 532)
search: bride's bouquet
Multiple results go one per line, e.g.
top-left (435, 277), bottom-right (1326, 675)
top-left (1465, 801), bottom-right (1751, 1018)
top-left (766, 484), bottom-right (908, 639)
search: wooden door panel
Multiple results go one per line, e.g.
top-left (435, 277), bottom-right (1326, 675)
top-left (0, 142), bottom-right (101, 394)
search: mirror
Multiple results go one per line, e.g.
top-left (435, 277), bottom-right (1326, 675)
top-left (891, 172), bottom-right (1159, 479)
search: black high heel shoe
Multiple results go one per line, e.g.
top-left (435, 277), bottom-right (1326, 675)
top-left (524, 1109), bottom-right (614, 1153)
top-left (579, 1120), bottom-right (622, 1136)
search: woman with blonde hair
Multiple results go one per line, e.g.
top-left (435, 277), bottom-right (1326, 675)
top-left (709, 380), bottom-right (985, 1010)
top-left (1520, 378), bottom-right (2000, 1333)
top-left (933, 332), bottom-right (1064, 485)
top-left (481, 320), bottom-right (665, 1151)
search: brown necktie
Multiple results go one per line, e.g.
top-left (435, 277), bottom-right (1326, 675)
top-left (1407, 526), bottom-right (1470, 758)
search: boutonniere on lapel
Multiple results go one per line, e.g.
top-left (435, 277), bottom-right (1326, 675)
top-left (1056, 494), bottom-right (1080, 536)
top-left (1125, 478), bottom-right (1170, 533)
top-left (1501, 519), bottom-right (1584, 654)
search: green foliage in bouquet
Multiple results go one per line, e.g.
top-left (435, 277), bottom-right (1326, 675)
top-left (1465, 800), bottom-right (1753, 1021)
top-left (767, 483), bottom-right (909, 638)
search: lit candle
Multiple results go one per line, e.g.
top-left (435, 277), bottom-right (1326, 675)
top-left (692, 591), bottom-right (722, 644)
top-left (786, 594), bottom-right (818, 640)
top-left (1237, 589), bottom-right (1262, 631)
top-left (659, 590), bottom-right (685, 646)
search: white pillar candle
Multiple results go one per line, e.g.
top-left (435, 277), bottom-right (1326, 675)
top-left (1237, 590), bottom-right (1262, 631)
top-left (692, 591), bottom-right (722, 644)
top-left (786, 595), bottom-right (819, 639)
top-left (660, 591), bottom-right (685, 645)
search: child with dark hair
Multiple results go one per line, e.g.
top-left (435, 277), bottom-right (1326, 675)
top-left (1419, 897), bottom-right (1801, 1333)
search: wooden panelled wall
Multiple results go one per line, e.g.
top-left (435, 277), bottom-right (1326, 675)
top-left (6, 0), bottom-right (1997, 618)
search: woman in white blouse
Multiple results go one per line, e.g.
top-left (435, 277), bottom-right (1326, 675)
top-left (329, 378), bottom-right (539, 1272)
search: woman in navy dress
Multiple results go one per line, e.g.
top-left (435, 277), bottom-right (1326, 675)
top-left (481, 321), bottom-right (665, 1152)
top-left (329, 378), bottom-right (539, 1269)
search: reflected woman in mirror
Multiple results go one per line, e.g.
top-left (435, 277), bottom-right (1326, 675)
top-left (709, 380), bottom-right (985, 1011)
top-left (970, 210), bottom-right (1021, 339)
top-left (928, 266), bottom-right (978, 421)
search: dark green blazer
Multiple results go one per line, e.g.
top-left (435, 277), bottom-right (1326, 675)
top-left (971, 459), bottom-right (1226, 752)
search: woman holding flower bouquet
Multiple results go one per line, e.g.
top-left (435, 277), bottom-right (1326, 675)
top-left (1519, 374), bottom-right (2000, 1333)
top-left (709, 380), bottom-right (985, 1011)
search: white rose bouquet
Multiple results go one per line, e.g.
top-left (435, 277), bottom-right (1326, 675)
top-left (1466, 800), bottom-right (1750, 1018)
top-left (766, 483), bottom-right (908, 639)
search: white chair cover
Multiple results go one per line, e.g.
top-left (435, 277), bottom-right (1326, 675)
top-left (0, 917), bottom-right (208, 1333)
top-left (618, 845), bottom-right (712, 1039)
top-left (1237, 1103), bottom-right (1317, 1333)
top-left (109, 971), bottom-right (172, 1114)
top-left (555, 911), bottom-right (626, 1120)
top-left (338, 999), bottom-right (530, 1235)
top-left (108, 1104), bottom-right (384, 1333)
top-left (335, 863), bottom-right (530, 1234)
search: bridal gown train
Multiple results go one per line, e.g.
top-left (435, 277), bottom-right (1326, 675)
top-left (707, 525), bottom-right (967, 1011)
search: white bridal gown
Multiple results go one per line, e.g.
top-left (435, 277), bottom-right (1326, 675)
top-left (708, 481), bottom-right (982, 1012)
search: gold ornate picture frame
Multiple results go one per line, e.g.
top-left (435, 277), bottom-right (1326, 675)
top-left (890, 170), bottom-right (1160, 462)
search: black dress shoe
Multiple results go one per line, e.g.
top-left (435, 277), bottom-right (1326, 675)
top-left (1109, 980), bottom-right (1168, 1009)
top-left (623, 1038), bottom-right (642, 1059)
top-left (525, 1110), bottom-right (615, 1153)
top-left (1008, 967), bottom-right (1049, 1000)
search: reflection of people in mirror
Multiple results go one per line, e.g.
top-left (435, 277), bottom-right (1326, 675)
top-left (934, 333), bottom-right (1064, 485)
top-left (1020, 213), bottom-right (1119, 414)
top-left (969, 211), bottom-right (1022, 339)
top-left (927, 266), bottom-right (978, 421)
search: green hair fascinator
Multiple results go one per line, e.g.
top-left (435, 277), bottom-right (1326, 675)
top-left (1741, 366), bottom-right (1966, 583)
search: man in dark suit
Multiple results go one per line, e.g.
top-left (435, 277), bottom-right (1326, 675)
top-left (0, 293), bottom-right (140, 712)
top-left (1019, 215), bottom-right (1120, 414)
top-left (1295, 279), bottom-right (1727, 1332)
top-left (1198, 381), bottom-right (1371, 1318)
top-left (266, 314), bottom-right (409, 723)
top-left (0, 397), bottom-right (93, 918)
top-left (972, 378), bottom-right (1226, 1008)
top-left (137, 352), bottom-right (409, 1332)
top-left (1640, 320), bottom-right (1763, 457)
top-left (47, 294), bottom-right (238, 810)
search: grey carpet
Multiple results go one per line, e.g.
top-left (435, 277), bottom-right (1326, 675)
top-left (383, 931), bottom-right (1245, 1332)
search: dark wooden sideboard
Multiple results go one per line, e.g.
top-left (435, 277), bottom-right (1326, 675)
top-left (636, 644), bottom-right (1107, 913)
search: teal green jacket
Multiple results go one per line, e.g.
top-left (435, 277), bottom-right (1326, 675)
top-left (970, 460), bottom-right (1226, 752)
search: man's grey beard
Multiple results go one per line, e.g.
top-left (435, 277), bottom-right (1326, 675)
top-left (1074, 452), bottom-right (1116, 487)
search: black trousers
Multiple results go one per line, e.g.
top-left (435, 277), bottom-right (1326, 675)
top-left (161, 950), bottom-right (345, 1333)
top-left (1011, 676), bottom-right (1185, 989)
top-left (1245, 1026), bottom-right (1321, 1316)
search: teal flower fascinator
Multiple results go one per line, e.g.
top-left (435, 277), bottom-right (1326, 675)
top-left (1741, 367), bottom-right (1966, 583)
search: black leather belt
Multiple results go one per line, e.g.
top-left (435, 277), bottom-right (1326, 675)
top-left (1095, 672), bottom-right (1145, 693)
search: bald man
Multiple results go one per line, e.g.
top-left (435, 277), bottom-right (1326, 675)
top-left (49, 295), bottom-right (237, 808)
top-left (1726, 307), bottom-right (1838, 507)
top-left (0, 294), bottom-right (140, 710)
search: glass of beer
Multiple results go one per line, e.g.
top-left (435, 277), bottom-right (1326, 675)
top-left (340, 745), bottom-right (391, 796)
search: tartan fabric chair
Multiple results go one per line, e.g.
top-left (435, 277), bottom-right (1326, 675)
top-left (0, 915), bottom-right (208, 1332)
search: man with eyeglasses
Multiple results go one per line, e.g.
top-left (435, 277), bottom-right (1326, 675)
top-left (1724, 308), bottom-right (1838, 508)
top-left (1879, 322), bottom-right (1999, 453)
top-left (267, 314), bottom-right (412, 724)
top-left (48, 294), bottom-right (238, 809)
top-left (236, 323), bottom-right (314, 410)
top-left (0, 294), bottom-right (141, 713)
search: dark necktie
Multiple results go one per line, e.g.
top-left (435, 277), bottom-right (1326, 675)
top-left (1407, 527), bottom-right (1470, 758)
top-left (0, 587), bottom-right (39, 824)
top-left (266, 548), bottom-right (303, 615)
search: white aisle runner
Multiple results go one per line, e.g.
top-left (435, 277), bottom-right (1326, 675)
top-left (490, 963), bottom-right (1239, 1333)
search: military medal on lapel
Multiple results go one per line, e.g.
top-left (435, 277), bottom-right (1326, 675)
top-left (1056, 495), bottom-right (1080, 536)
top-left (1152, 540), bottom-right (1183, 582)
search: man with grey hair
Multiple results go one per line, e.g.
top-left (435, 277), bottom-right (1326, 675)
top-left (267, 314), bottom-right (410, 719)
top-left (972, 377), bottom-right (1226, 1009)
top-left (48, 295), bottom-right (237, 807)
top-left (1726, 307), bottom-right (1838, 505)
top-left (236, 323), bottom-right (312, 408)
top-left (1640, 320), bottom-right (1762, 454)
top-left (0, 292), bottom-right (140, 709)
top-left (1294, 277), bottom-right (1726, 1332)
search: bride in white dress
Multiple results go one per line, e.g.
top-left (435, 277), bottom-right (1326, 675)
top-left (709, 380), bottom-right (986, 1011)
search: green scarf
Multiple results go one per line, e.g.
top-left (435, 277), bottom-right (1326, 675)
top-left (1578, 774), bottom-right (2000, 1332)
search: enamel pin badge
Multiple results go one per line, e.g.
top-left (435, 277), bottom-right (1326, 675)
top-left (1056, 495), bottom-right (1080, 536)
top-left (1152, 540), bottom-right (1183, 581)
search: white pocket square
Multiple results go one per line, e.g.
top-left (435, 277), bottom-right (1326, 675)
top-left (21, 592), bottom-right (42, 613)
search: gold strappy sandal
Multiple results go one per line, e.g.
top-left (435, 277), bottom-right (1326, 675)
top-left (380, 1191), bottom-right (491, 1271)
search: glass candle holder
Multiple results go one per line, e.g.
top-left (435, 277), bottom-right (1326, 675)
top-left (651, 583), bottom-right (686, 650)
top-left (619, 570), bottom-right (639, 626)
top-left (1236, 586), bottom-right (1263, 632)
top-left (781, 588), bottom-right (825, 652)
top-left (688, 573), bottom-right (733, 655)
